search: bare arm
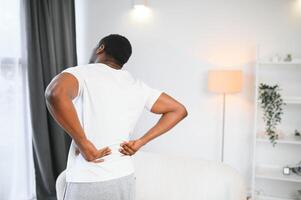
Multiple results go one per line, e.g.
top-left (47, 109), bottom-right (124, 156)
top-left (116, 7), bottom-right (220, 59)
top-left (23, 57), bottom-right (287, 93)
top-left (45, 72), bottom-right (111, 162)
top-left (120, 93), bottom-right (188, 156)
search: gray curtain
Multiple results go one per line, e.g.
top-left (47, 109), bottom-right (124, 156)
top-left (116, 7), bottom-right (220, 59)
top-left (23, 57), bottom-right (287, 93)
top-left (23, 0), bottom-right (77, 199)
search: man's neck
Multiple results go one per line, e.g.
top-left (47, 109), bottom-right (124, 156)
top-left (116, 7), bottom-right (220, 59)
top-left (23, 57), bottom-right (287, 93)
top-left (95, 58), bottom-right (122, 70)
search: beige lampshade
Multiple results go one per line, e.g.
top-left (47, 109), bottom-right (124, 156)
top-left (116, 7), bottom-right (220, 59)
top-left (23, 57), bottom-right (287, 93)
top-left (208, 70), bottom-right (242, 94)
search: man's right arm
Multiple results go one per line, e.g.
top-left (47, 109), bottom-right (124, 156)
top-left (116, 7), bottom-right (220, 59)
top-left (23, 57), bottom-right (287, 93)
top-left (119, 93), bottom-right (188, 155)
top-left (45, 72), bottom-right (111, 162)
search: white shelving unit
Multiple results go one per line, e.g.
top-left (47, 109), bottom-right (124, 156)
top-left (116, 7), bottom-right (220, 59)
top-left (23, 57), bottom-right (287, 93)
top-left (283, 97), bottom-right (301, 105)
top-left (255, 195), bottom-right (294, 200)
top-left (258, 61), bottom-right (301, 65)
top-left (256, 166), bottom-right (301, 183)
top-left (257, 137), bottom-right (301, 145)
top-left (252, 47), bottom-right (301, 200)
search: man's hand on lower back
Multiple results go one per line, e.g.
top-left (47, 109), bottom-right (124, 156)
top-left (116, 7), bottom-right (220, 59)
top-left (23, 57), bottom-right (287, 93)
top-left (119, 139), bottom-right (145, 156)
top-left (76, 139), bottom-right (112, 163)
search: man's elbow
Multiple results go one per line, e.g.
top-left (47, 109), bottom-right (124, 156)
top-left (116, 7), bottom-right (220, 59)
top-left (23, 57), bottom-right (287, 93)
top-left (177, 104), bottom-right (188, 119)
top-left (45, 87), bottom-right (61, 104)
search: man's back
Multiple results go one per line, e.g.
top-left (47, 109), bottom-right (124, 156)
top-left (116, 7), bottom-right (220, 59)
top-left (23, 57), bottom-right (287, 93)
top-left (45, 34), bottom-right (187, 200)
top-left (62, 63), bottom-right (162, 182)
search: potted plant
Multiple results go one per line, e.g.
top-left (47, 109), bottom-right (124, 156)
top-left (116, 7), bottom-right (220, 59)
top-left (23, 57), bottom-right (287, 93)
top-left (258, 83), bottom-right (285, 146)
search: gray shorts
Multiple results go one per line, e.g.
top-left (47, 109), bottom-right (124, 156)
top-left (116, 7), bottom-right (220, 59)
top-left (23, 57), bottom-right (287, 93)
top-left (63, 173), bottom-right (136, 200)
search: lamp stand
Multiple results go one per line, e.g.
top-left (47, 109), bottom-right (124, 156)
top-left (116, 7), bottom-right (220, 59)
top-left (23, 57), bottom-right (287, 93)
top-left (221, 93), bottom-right (226, 163)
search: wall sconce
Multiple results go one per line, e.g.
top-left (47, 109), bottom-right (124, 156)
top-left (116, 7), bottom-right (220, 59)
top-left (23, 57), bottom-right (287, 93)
top-left (131, 0), bottom-right (152, 22)
top-left (133, 0), bottom-right (148, 7)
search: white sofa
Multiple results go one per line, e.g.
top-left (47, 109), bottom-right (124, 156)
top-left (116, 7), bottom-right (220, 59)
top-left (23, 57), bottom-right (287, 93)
top-left (56, 151), bottom-right (246, 200)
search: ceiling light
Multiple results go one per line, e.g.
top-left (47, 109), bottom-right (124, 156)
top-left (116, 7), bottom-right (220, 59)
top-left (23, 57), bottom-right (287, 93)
top-left (131, 0), bottom-right (152, 22)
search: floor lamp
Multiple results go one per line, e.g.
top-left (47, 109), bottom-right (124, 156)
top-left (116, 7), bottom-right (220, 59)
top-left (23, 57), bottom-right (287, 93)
top-left (208, 70), bottom-right (242, 162)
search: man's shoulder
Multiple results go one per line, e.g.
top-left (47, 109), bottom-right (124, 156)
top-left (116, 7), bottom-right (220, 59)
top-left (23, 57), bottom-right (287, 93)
top-left (67, 64), bottom-right (91, 70)
top-left (61, 64), bottom-right (93, 74)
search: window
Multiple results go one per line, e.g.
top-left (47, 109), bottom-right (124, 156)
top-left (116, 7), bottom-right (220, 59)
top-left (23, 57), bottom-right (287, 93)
top-left (0, 0), bottom-right (35, 199)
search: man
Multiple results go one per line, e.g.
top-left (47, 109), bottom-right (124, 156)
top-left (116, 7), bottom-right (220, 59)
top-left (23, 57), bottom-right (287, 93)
top-left (45, 34), bottom-right (187, 200)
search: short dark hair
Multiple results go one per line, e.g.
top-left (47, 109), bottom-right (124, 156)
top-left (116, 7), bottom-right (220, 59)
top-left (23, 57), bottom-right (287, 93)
top-left (98, 34), bottom-right (132, 66)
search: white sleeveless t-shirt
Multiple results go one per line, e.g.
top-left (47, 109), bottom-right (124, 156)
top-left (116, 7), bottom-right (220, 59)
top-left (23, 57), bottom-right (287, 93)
top-left (61, 63), bottom-right (162, 182)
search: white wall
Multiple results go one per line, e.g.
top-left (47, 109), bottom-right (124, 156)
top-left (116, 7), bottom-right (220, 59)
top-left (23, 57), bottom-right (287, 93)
top-left (75, 0), bottom-right (301, 191)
